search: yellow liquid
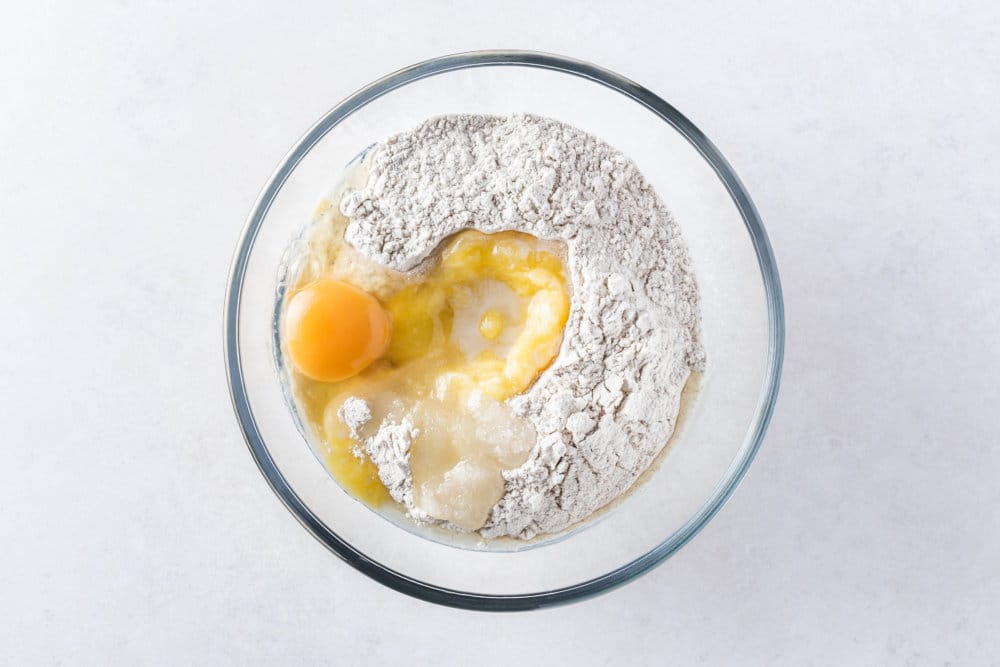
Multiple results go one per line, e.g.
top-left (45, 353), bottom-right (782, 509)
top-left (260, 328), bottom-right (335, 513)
top-left (323, 437), bottom-right (390, 506)
top-left (288, 228), bottom-right (570, 523)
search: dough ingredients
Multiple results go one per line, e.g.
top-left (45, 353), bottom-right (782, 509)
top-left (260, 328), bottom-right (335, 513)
top-left (285, 113), bottom-right (704, 540)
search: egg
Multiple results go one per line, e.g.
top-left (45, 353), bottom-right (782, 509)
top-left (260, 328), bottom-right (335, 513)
top-left (284, 278), bottom-right (391, 382)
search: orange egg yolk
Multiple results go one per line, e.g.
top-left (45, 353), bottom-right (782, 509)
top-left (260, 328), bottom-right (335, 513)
top-left (284, 278), bottom-right (391, 382)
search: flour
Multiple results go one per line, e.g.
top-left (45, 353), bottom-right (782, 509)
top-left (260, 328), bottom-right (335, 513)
top-left (337, 397), bottom-right (371, 440)
top-left (363, 408), bottom-right (421, 512)
top-left (339, 114), bottom-right (704, 539)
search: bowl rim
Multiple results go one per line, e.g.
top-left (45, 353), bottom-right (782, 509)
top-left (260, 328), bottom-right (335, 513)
top-left (224, 49), bottom-right (785, 611)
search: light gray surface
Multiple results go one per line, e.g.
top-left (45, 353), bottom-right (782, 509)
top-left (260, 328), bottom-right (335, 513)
top-left (2, 1), bottom-right (997, 664)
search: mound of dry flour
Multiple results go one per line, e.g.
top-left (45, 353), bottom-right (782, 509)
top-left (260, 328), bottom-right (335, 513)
top-left (340, 114), bottom-right (704, 539)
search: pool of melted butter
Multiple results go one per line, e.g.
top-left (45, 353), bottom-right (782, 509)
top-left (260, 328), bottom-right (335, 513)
top-left (287, 194), bottom-right (570, 530)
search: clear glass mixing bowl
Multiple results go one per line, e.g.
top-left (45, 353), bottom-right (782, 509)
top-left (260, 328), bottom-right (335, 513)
top-left (224, 51), bottom-right (784, 610)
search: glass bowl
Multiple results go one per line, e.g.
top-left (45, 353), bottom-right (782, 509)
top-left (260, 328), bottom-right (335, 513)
top-left (224, 51), bottom-right (784, 610)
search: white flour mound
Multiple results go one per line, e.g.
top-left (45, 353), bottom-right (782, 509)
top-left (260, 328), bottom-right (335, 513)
top-left (340, 114), bottom-right (704, 539)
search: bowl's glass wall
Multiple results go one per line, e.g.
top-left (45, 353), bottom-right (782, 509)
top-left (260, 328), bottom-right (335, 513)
top-left (233, 59), bottom-right (777, 600)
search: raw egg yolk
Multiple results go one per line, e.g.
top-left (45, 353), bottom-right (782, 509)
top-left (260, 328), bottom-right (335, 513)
top-left (285, 278), bottom-right (390, 382)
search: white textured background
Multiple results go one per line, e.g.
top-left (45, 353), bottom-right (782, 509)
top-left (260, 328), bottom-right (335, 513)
top-left (2, 1), bottom-right (998, 664)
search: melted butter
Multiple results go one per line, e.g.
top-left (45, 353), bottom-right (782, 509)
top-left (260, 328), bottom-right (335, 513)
top-left (478, 310), bottom-right (504, 340)
top-left (323, 437), bottom-right (391, 506)
top-left (384, 230), bottom-right (570, 402)
top-left (288, 227), bottom-right (570, 526)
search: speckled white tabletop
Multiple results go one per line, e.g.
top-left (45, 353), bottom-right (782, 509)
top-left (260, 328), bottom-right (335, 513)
top-left (3, 1), bottom-right (998, 664)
